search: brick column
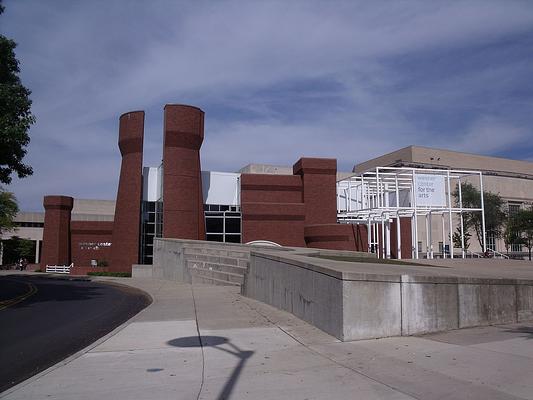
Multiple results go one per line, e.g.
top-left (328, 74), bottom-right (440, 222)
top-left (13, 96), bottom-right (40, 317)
top-left (293, 157), bottom-right (337, 225)
top-left (109, 111), bottom-right (144, 272)
top-left (162, 104), bottom-right (205, 240)
top-left (41, 195), bottom-right (73, 267)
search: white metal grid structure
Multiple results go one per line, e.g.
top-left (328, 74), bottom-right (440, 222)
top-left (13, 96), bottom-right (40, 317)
top-left (337, 167), bottom-right (486, 260)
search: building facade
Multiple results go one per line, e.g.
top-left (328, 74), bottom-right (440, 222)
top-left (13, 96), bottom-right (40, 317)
top-left (4, 107), bottom-right (532, 271)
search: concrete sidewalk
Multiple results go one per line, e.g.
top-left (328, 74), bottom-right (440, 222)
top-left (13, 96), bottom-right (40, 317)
top-left (2, 276), bottom-right (533, 400)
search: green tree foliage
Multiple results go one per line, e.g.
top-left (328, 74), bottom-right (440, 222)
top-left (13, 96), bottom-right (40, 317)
top-left (510, 209), bottom-right (533, 261)
top-left (0, 1), bottom-right (35, 185)
top-left (1, 235), bottom-right (35, 264)
top-left (452, 226), bottom-right (471, 250)
top-left (453, 182), bottom-right (506, 248)
top-left (0, 188), bottom-right (18, 235)
top-left (0, 1), bottom-right (34, 235)
top-left (503, 221), bottom-right (521, 255)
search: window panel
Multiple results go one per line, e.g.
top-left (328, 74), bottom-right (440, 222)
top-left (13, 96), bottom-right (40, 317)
top-left (225, 217), bottom-right (241, 233)
top-left (206, 217), bottom-right (223, 233)
top-left (206, 234), bottom-right (224, 242)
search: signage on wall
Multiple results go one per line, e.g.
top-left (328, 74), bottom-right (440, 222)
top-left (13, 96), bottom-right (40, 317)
top-left (414, 174), bottom-right (446, 207)
top-left (79, 241), bottom-right (112, 250)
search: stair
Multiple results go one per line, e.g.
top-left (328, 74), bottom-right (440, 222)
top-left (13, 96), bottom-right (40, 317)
top-left (183, 245), bottom-right (250, 288)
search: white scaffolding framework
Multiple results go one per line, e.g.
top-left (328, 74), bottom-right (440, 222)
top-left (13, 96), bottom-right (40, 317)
top-left (337, 167), bottom-right (486, 260)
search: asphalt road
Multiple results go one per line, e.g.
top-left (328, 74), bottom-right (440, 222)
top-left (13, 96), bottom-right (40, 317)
top-left (0, 274), bottom-right (151, 393)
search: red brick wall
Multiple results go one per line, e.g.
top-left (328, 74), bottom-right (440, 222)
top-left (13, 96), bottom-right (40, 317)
top-left (163, 104), bottom-right (205, 240)
top-left (71, 221), bottom-right (113, 267)
top-left (304, 224), bottom-right (368, 251)
top-left (293, 158), bottom-right (337, 225)
top-left (390, 217), bottom-right (412, 259)
top-left (241, 173), bottom-right (306, 246)
top-left (240, 174), bottom-right (302, 203)
top-left (40, 196), bottom-right (73, 267)
top-left (241, 202), bottom-right (305, 247)
top-left (109, 111), bottom-right (144, 272)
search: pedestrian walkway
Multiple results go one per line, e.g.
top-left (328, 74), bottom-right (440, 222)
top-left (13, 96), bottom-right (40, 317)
top-left (2, 276), bottom-right (533, 399)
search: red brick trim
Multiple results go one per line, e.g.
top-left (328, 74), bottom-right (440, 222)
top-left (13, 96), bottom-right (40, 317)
top-left (164, 130), bottom-right (203, 150)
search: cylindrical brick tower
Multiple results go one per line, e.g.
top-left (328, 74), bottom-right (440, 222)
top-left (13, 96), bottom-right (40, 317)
top-left (109, 111), bottom-right (144, 272)
top-left (162, 104), bottom-right (205, 240)
top-left (40, 195), bottom-right (73, 268)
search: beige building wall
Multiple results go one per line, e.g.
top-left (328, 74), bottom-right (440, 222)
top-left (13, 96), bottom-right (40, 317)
top-left (353, 145), bottom-right (533, 258)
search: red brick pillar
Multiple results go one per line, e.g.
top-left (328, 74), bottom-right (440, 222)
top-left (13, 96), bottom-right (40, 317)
top-left (109, 111), bottom-right (144, 272)
top-left (390, 217), bottom-right (412, 259)
top-left (162, 105), bottom-right (205, 240)
top-left (41, 195), bottom-right (73, 268)
top-left (293, 158), bottom-right (337, 225)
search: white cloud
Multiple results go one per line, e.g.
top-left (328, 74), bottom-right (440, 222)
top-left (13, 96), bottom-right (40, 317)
top-left (1, 0), bottom-right (533, 209)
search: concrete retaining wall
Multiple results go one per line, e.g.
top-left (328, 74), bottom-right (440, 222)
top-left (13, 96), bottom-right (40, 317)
top-left (243, 251), bottom-right (533, 341)
top-left (143, 238), bottom-right (374, 287)
top-left (148, 238), bottom-right (252, 286)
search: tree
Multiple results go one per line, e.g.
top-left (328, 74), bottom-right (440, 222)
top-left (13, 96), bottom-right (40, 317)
top-left (1, 235), bottom-right (34, 264)
top-left (510, 209), bottom-right (533, 261)
top-left (452, 226), bottom-right (471, 251)
top-left (0, 0), bottom-right (35, 185)
top-left (452, 182), bottom-right (507, 249)
top-left (0, 188), bottom-right (18, 235)
top-left (0, 1), bottom-right (34, 234)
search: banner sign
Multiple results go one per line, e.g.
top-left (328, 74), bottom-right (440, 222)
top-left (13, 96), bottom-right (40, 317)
top-left (414, 174), bottom-right (446, 207)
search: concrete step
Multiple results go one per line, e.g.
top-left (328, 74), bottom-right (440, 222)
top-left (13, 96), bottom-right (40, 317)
top-left (189, 271), bottom-right (241, 287)
top-left (184, 246), bottom-right (249, 260)
top-left (189, 267), bottom-right (244, 284)
top-left (186, 260), bottom-right (247, 275)
top-left (185, 253), bottom-right (249, 267)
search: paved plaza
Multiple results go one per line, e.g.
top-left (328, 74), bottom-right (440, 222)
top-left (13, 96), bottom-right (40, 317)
top-left (2, 272), bottom-right (533, 400)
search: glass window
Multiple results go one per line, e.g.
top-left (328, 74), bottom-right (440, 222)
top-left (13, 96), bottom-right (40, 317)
top-left (487, 231), bottom-right (496, 251)
top-left (206, 217), bottom-right (223, 233)
top-left (225, 217), bottom-right (241, 234)
top-left (509, 203), bottom-right (521, 217)
top-left (206, 234), bottom-right (224, 242)
top-left (225, 235), bottom-right (241, 244)
top-left (145, 224), bottom-right (155, 234)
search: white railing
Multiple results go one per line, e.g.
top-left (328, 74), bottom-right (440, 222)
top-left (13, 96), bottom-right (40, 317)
top-left (465, 250), bottom-right (482, 258)
top-left (485, 249), bottom-right (510, 259)
top-left (46, 263), bottom-right (73, 274)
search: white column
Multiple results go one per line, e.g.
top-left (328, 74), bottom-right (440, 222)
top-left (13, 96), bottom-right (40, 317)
top-left (425, 214), bottom-right (430, 259)
top-left (381, 217), bottom-right (385, 259)
top-left (458, 179), bottom-right (465, 258)
top-left (396, 213), bottom-right (402, 260)
top-left (429, 211), bottom-right (433, 259)
top-left (447, 171), bottom-right (454, 259)
top-left (412, 169), bottom-right (419, 259)
top-left (385, 215), bottom-right (391, 259)
top-left (35, 240), bottom-right (40, 263)
top-left (441, 213), bottom-right (446, 259)
top-left (367, 216), bottom-right (372, 253)
top-left (480, 172), bottom-right (487, 253)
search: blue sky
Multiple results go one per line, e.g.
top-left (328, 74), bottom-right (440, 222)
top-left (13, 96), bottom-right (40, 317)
top-left (2, 0), bottom-right (533, 211)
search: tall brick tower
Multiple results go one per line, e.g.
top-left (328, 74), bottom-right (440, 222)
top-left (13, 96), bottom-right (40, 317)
top-left (40, 195), bottom-right (73, 267)
top-left (109, 111), bottom-right (144, 272)
top-left (162, 104), bottom-right (205, 240)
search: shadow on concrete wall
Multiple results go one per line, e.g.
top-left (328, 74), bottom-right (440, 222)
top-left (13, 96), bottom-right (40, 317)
top-left (168, 335), bottom-right (254, 400)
